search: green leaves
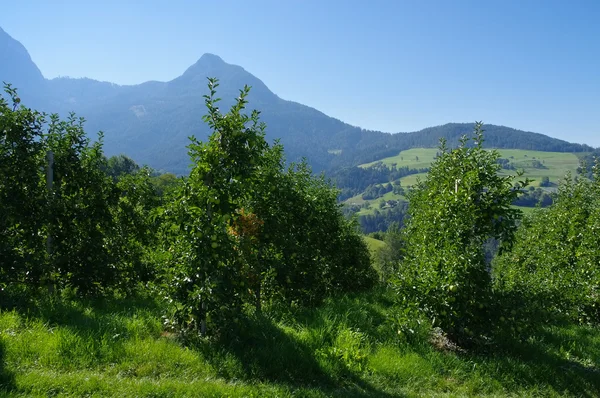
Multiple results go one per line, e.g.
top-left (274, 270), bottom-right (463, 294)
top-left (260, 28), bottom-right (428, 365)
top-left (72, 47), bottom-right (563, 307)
top-left (396, 122), bottom-right (527, 341)
top-left (494, 169), bottom-right (600, 324)
top-left (161, 78), bottom-right (375, 336)
top-left (0, 84), bottom-right (160, 298)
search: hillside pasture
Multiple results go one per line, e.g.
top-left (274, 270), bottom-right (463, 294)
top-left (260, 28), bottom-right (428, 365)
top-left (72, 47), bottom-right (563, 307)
top-left (361, 148), bottom-right (582, 187)
top-left (349, 149), bottom-right (583, 217)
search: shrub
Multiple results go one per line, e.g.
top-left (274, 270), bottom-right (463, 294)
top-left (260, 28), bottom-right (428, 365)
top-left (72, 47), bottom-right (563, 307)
top-left (494, 165), bottom-right (600, 324)
top-left (159, 79), bottom-right (376, 336)
top-left (395, 123), bottom-right (528, 341)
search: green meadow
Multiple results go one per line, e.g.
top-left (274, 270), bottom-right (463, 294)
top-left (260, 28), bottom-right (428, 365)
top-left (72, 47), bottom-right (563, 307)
top-left (348, 148), bottom-right (584, 216)
top-left (1, 290), bottom-right (599, 397)
top-left (361, 148), bottom-right (581, 187)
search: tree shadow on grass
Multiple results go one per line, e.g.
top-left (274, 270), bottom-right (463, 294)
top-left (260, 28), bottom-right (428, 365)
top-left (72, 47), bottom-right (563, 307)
top-left (15, 292), bottom-right (163, 337)
top-left (0, 339), bottom-right (15, 394)
top-left (460, 291), bottom-right (600, 397)
top-left (488, 324), bottom-right (600, 397)
top-left (193, 313), bottom-right (399, 398)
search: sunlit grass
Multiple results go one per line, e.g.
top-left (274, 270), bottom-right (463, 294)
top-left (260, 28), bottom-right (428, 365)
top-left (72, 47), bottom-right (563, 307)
top-left (1, 288), bottom-right (598, 397)
top-left (364, 236), bottom-right (386, 257)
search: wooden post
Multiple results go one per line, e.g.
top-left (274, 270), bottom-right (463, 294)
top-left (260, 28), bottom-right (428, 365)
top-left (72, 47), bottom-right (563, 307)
top-left (201, 199), bottom-right (211, 337)
top-left (201, 301), bottom-right (206, 335)
top-left (46, 150), bottom-right (53, 254)
top-left (46, 150), bottom-right (54, 295)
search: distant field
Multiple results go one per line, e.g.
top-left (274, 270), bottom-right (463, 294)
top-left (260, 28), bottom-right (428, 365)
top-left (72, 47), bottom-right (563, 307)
top-left (399, 172), bottom-right (428, 187)
top-left (494, 149), bottom-right (581, 187)
top-left (345, 185), bottom-right (406, 216)
top-left (364, 236), bottom-right (386, 255)
top-left (346, 148), bottom-right (584, 217)
top-left (361, 148), bottom-right (582, 187)
top-left (360, 148), bottom-right (439, 169)
top-left (513, 205), bottom-right (537, 215)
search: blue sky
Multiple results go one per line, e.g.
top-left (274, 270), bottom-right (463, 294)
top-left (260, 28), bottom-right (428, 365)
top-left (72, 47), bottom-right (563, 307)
top-left (2, 0), bottom-right (599, 146)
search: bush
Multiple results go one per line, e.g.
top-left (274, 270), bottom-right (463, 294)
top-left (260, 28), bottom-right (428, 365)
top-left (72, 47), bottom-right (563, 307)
top-left (159, 79), bottom-right (376, 337)
top-left (494, 166), bottom-right (600, 324)
top-left (395, 123), bottom-right (528, 341)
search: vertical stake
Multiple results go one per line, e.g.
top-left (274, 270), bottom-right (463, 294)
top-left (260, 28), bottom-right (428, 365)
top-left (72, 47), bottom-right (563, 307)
top-left (46, 150), bottom-right (54, 254)
top-left (46, 150), bottom-right (54, 295)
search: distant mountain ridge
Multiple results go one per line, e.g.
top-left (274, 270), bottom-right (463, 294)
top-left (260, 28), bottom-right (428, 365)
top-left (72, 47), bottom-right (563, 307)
top-left (0, 27), bottom-right (594, 174)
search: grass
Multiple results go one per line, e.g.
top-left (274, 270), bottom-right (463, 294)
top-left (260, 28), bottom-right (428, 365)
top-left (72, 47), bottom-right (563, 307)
top-left (360, 148), bottom-right (438, 170)
top-left (1, 289), bottom-right (599, 397)
top-left (364, 236), bottom-right (386, 256)
top-left (351, 148), bottom-right (583, 215)
top-left (344, 186), bottom-right (407, 216)
top-left (398, 173), bottom-right (428, 188)
top-left (360, 148), bottom-right (581, 187)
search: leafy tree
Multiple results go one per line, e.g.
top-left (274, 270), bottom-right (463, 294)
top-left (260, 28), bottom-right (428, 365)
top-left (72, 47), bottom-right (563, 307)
top-left (160, 79), bottom-right (376, 335)
top-left (1, 84), bottom-right (161, 298)
top-left (512, 187), bottom-right (553, 207)
top-left (103, 154), bottom-right (140, 179)
top-left (375, 222), bottom-right (404, 283)
top-left (248, 155), bottom-right (375, 309)
top-left (395, 123), bottom-right (529, 341)
top-left (358, 203), bottom-right (408, 233)
top-left (161, 78), bottom-right (269, 335)
top-left (0, 84), bottom-right (47, 291)
top-left (151, 172), bottom-right (181, 198)
top-left (109, 167), bottom-right (161, 288)
top-left (494, 164), bottom-right (600, 324)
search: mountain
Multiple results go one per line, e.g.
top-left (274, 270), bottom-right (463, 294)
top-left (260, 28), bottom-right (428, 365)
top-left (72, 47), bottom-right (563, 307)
top-left (0, 27), bottom-right (46, 97)
top-left (0, 27), bottom-right (594, 175)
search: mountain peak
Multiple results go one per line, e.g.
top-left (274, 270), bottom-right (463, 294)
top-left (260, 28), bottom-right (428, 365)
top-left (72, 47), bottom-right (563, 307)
top-left (175, 53), bottom-right (275, 100)
top-left (0, 26), bottom-right (45, 90)
top-left (198, 53), bottom-right (225, 63)
top-left (181, 53), bottom-right (229, 78)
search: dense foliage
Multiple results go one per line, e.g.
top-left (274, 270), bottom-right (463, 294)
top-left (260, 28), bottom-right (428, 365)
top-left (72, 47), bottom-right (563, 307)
top-left (0, 81), bottom-right (375, 338)
top-left (356, 203), bottom-right (409, 234)
top-left (0, 84), bottom-right (160, 297)
top-left (394, 123), bottom-right (530, 341)
top-left (3, 33), bottom-right (600, 392)
top-left (3, 75), bottom-right (599, 365)
top-left (157, 79), bottom-right (376, 336)
top-left (512, 186), bottom-right (553, 207)
top-left (494, 166), bottom-right (600, 323)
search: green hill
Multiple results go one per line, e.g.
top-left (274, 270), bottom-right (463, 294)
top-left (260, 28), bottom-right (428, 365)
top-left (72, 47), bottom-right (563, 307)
top-left (363, 148), bottom-right (581, 187)
top-left (343, 148), bottom-right (585, 231)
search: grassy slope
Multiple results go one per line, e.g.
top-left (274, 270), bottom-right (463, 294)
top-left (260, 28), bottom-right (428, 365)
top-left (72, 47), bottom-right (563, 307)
top-left (360, 148), bottom-right (439, 170)
top-left (361, 148), bottom-right (581, 187)
top-left (363, 236), bottom-right (386, 256)
top-left (350, 148), bottom-right (582, 216)
top-left (1, 290), bottom-right (599, 397)
top-left (346, 191), bottom-right (407, 216)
